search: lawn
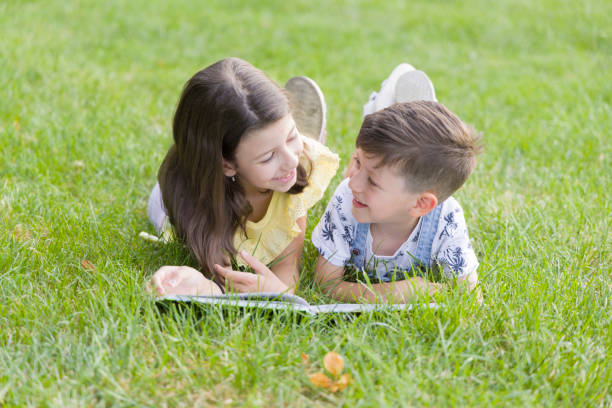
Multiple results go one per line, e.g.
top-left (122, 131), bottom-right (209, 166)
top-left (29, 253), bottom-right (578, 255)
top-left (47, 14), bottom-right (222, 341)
top-left (1, 0), bottom-right (610, 406)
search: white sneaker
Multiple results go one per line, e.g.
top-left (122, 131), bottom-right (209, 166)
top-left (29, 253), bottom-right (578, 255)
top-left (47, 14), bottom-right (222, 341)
top-left (363, 63), bottom-right (436, 117)
top-left (285, 76), bottom-right (327, 144)
top-left (395, 70), bottom-right (436, 104)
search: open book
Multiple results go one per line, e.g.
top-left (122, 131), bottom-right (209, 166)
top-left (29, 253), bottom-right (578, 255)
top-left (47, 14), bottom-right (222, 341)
top-left (157, 293), bottom-right (439, 315)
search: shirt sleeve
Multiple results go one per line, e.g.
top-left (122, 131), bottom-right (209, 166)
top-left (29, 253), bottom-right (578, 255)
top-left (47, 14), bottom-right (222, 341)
top-left (311, 179), bottom-right (354, 267)
top-left (433, 199), bottom-right (479, 279)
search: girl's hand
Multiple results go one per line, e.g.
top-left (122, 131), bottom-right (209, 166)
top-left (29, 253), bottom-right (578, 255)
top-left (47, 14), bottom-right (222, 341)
top-left (148, 265), bottom-right (222, 296)
top-left (214, 250), bottom-right (289, 293)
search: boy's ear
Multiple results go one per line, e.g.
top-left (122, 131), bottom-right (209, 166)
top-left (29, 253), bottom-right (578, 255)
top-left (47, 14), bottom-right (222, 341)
top-left (222, 159), bottom-right (237, 177)
top-left (410, 192), bottom-right (438, 217)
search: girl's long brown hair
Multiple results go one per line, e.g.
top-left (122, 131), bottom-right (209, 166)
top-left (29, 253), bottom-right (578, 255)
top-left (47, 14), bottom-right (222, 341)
top-left (159, 58), bottom-right (308, 276)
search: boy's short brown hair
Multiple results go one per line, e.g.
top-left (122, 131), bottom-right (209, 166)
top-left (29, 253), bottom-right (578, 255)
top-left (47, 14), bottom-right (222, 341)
top-left (356, 101), bottom-right (482, 202)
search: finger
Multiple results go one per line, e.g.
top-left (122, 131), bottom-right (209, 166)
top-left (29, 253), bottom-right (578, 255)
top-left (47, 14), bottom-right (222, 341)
top-left (214, 264), bottom-right (245, 282)
top-left (213, 264), bottom-right (230, 288)
top-left (213, 264), bottom-right (228, 279)
top-left (217, 264), bottom-right (256, 283)
top-left (151, 267), bottom-right (174, 296)
top-left (239, 250), bottom-right (272, 276)
top-left (214, 264), bottom-right (248, 292)
top-left (153, 266), bottom-right (185, 296)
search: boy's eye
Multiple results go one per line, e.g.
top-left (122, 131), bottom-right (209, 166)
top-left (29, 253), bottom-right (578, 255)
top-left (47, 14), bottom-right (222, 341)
top-left (353, 156), bottom-right (360, 167)
top-left (368, 177), bottom-right (378, 187)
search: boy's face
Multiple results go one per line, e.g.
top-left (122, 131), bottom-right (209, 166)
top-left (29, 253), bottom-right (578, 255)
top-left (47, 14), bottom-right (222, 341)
top-left (348, 149), bottom-right (427, 226)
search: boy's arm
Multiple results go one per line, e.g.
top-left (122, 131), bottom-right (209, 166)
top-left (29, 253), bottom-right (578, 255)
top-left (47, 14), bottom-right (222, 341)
top-left (455, 270), bottom-right (483, 303)
top-left (314, 255), bottom-right (445, 303)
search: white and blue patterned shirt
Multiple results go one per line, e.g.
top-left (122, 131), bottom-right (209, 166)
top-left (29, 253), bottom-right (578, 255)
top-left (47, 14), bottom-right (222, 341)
top-left (312, 179), bottom-right (479, 280)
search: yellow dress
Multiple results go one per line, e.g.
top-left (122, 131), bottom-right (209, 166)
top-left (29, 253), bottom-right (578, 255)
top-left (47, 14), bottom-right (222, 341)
top-left (233, 136), bottom-right (339, 267)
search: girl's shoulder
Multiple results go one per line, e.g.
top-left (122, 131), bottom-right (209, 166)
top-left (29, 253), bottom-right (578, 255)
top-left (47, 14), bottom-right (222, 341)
top-left (301, 137), bottom-right (339, 175)
top-left (298, 136), bottom-right (340, 211)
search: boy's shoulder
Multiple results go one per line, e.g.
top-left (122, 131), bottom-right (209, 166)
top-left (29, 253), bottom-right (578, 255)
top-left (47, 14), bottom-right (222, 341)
top-left (333, 178), bottom-right (352, 197)
top-left (437, 196), bottom-right (467, 226)
top-left (439, 196), bottom-right (464, 215)
top-left (329, 178), bottom-right (356, 217)
top-left (432, 195), bottom-right (479, 278)
top-left (433, 195), bottom-right (472, 245)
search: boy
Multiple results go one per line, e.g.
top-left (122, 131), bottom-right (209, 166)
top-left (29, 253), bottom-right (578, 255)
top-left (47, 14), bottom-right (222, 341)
top-left (312, 100), bottom-right (482, 303)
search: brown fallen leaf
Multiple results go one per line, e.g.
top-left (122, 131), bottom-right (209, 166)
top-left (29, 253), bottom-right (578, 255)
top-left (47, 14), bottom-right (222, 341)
top-left (307, 352), bottom-right (351, 392)
top-left (323, 351), bottom-right (344, 377)
top-left (81, 259), bottom-right (96, 272)
top-left (335, 373), bottom-right (352, 391)
top-left (309, 372), bottom-right (332, 389)
top-left (301, 352), bottom-right (310, 365)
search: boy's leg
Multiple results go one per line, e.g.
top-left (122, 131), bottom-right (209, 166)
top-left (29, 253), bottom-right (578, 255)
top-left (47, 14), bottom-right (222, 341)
top-left (395, 70), bottom-right (436, 104)
top-left (362, 63), bottom-right (436, 117)
top-left (346, 63), bottom-right (437, 179)
top-left (285, 76), bottom-right (327, 144)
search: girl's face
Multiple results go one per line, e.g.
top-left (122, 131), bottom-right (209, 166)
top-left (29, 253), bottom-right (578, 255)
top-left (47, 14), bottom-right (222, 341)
top-left (224, 114), bottom-right (303, 194)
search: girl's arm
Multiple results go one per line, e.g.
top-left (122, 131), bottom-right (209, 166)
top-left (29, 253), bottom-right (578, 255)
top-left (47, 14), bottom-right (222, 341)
top-left (269, 215), bottom-right (306, 294)
top-left (213, 216), bottom-right (306, 295)
top-left (314, 255), bottom-right (445, 303)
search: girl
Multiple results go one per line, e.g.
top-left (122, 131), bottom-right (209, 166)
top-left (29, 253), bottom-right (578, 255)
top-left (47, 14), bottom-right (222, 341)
top-left (147, 58), bottom-right (338, 296)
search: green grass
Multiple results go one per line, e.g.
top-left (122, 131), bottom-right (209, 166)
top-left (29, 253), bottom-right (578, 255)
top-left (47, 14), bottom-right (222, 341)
top-left (1, 0), bottom-right (610, 406)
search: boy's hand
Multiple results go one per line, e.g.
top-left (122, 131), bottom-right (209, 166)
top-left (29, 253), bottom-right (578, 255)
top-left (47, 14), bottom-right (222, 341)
top-left (148, 265), bottom-right (222, 296)
top-left (214, 250), bottom-right (289, 293)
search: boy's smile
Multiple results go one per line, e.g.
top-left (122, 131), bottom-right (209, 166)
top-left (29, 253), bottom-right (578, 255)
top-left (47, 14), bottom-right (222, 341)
top-left (352, 197), bottom-right (367, 208)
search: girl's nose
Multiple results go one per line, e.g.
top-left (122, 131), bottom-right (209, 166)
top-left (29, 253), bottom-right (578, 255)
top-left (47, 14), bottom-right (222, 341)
top-left (282, 144), bottom-right (300, 169)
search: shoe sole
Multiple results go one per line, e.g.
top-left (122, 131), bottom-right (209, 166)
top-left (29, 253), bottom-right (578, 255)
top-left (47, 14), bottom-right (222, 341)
top-left (284, 76), bottom-right (327, 144)
top-left (372, 63), bottom-right (416, 112)
top-left (394, 70), bottom-right (436, 103)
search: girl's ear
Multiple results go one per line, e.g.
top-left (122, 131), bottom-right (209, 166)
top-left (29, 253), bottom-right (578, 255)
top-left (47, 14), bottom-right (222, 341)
top-left (410, 192), bottom-right (438, 217)
top-left (222, 159), bottom-right (237, 177)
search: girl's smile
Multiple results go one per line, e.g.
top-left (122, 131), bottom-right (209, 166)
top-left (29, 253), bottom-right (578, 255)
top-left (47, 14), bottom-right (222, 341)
top-left (273, 168), bottom-right (297, 185)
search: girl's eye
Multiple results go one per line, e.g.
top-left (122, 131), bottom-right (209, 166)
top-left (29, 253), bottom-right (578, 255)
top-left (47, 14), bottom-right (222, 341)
top-left (353, 156), bottom-right (360, 167)
top-left (260, 152), bottom-right (275, 163)
top-left (368, 177), bottom-right (378, 187)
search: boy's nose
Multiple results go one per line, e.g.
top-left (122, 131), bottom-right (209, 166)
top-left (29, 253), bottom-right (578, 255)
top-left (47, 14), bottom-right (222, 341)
top-left (348, 169), bottom-right (365, 193)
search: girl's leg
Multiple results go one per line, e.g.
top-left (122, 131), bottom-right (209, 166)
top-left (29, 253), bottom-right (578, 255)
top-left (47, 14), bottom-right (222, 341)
top-left (147, 182), bottom-right (167, 234)
top-left (285, 76), bottom-right (327, 144)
